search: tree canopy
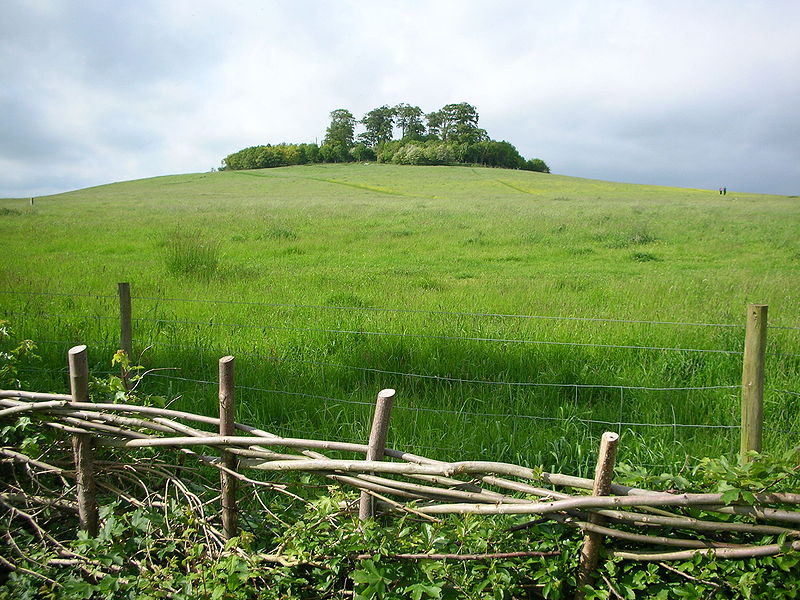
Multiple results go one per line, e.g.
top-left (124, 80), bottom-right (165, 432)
top-left (223, 102), bottom-right (549, 173)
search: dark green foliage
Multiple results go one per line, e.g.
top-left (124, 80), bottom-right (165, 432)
top-left (4, 461), bottom-right (800, 599)
top-left (222, 102), bottom-right (549, 173)
top-left (394, 103), bottom-right (426, 140)
top-left (350, 143), bottom-right (377, 162)
top-left (426, 102), bottom-right (488, 144)
top-left (465, 140), bottom-right (526, 168)
top-left (0, 320), bottom-right (38, 389)
top-left (324, 108), bottom-right (356, 150)
top-left (224, 143), bottom-right (322, 170)
top-left (319, 142), bottom-right (351, 163)
top-left (523, 158), bottom-right (551, 173)
top-left (630, 251), bottom-right (660, 262)
top-left (359, 105), bottom-right (395, 148)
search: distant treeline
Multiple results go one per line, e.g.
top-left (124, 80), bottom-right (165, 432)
top-left (222, 103), bottom-right (550, 173)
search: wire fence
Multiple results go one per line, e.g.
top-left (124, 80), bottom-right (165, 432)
top-left (3, 288), bottom-right (798, 330)
top-left (4, 287), bottom-right (800, 328)
top-left (2, 288), bottom-right (799, 464)
top-left (143, 372), bottom-right (761, 431)
top-left (0, 309), bottom-right (756, 355)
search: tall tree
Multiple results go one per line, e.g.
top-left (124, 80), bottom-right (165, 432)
top-left (438, 102), bottom-right (487, 144)
top-left (394, 103), bottom-right (426, 140)
top-left (323, 109), bottom-right (356, 149)
top-left (359, 105), bottom-right (396, 148)
top-left (426, 110), bottom-right (444, 140)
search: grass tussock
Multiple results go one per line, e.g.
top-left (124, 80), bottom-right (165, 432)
top-left (630, 251), bottom-right (660, 262)
top-left (163, 229), bottom-right (220, 280)
top-left (606, 226), bottom-right (657, 249)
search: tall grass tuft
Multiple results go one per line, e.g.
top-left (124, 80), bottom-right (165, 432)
top-left (164, 229), bottom-right (220, 280)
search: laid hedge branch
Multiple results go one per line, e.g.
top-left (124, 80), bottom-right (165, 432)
top-left (610, 540), bottom-right (800, 561)
top-left (3, 390), bottom-right (800, 565)
top-left (353, 551), bottom-right (562, 561)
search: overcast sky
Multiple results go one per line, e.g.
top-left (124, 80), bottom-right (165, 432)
top-left (1, 0), bottom-right (798, 197)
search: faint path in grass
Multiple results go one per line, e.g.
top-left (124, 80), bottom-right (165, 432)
top-left (469, 167), bottom-right (539, 195)
top-left (231, 169), bottom-right (411, 197)
top-left (494, 179), bottom-right (537, 195)
top-left (231, 170), bottom-right (281, 179)
top-left (307, 177), bottom-right (408, 196)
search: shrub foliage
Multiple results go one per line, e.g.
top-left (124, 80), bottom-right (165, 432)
top-left (222, 103), bottom-right (550, 173)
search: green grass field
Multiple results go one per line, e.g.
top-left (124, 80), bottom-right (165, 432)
top-left (1, 163), bottom-right (798, 475)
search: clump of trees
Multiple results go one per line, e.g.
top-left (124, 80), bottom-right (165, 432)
top-left (222, 102), bottom-right (549, 173)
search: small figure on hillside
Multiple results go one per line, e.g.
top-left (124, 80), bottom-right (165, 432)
top-left (723, 187), bottom-right (727, 195)
top-left (719, 187), bottom-right (723, 195)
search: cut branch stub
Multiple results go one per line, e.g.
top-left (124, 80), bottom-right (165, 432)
top-left (576, 431), bottom-right (619, 598)
top-left (219, 355), bottom-right (237, 540)
top-left (359, 388), bottom-right (396, 521)
top-left (68, 345), bottom-right (98, 537)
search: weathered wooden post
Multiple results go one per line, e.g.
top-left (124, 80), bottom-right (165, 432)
top-left (69, 345), bottom-right (99, 536)
top-left (118, 282), bottom-right (133, 390)
top-left (219, 355), bottom-right (238, 540)
top-left (359, 388), bottom-right (396, 521)
top-left (741, 304), bottom-right (767, 462)
top-left (576, 431), bottom-right (619, 598)
top-left (118, 282), bottom-right (133, 359)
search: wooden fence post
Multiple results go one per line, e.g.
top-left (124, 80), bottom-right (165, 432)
top-left (741, 304), bottom-right (767, 462)
top-left (359, 388), bottom-right (396, 521)
top-left (576, 431), bottom-right (619, 598)
top-left (219, 355), bottom-right (238, 540)
top-left (69, 345), bottom-right (99, 536)
top-left (118, 282), bottom-right (133, 359)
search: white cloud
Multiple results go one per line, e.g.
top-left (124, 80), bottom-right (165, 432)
top-left (1, 0), bottom-right (798, 197)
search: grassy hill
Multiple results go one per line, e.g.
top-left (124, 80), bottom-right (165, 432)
top-left (1, 164), bottom-right (798, 472)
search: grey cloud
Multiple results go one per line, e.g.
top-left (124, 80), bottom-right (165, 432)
top-left (1, 0), bottom-right (799, 197)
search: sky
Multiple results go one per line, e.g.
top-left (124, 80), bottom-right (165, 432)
top-left (1, 0), bottom-right (799, 198)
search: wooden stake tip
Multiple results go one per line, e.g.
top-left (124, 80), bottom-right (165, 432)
top-left (68, 345), bottom-right (87, 356)
top-left (219, 355), bottom-right (235, 364)
top-left (378, 388), bottom-right (396, 399)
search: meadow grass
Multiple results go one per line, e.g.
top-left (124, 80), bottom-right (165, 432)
top-left (1, 164), bottom-right (798, 474)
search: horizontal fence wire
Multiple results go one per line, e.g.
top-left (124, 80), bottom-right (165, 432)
top-left (145, 373), bottom-right (743, 431)
top-left (3, 291), bottom-right (797, 439)
top-left (138, 340), bottom-right (741, 392)
top-left (129, 294), bottom-right (797, 330)
top-left (2, 308), bottom-right (748, 355)
top-left (1, 311), bottom-right (119, 322)
top-left (0, 290), bottom-right (116, 300)
top-left (6, 309), bottom-right (794, 357)
top-left (0, 288), bottom-right (767, 329)
top-left (147, 373), bottom-right (376, 407)
top-left (772, 389), bottom-right (800, 397)
top-left (3, 289), bottom-right (798, 331)
top-left (129, 295), bottom-right (748, 328)
top-left (128, 319), bottom-right (744, 355)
